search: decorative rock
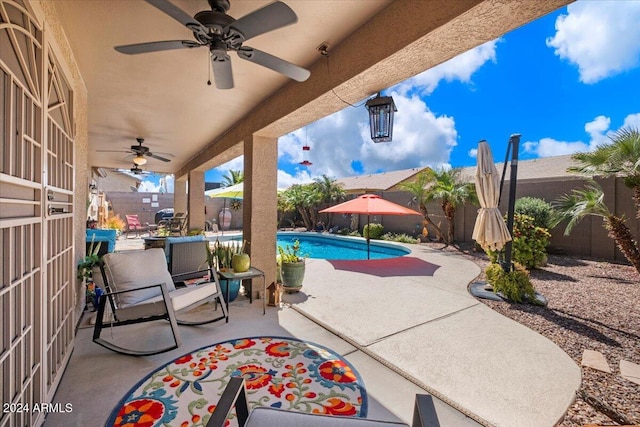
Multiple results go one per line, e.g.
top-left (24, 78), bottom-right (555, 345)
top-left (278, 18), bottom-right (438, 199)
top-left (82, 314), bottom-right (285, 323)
top-left (581, 350), bottom-right (611, 373)
top-left (620, 359), bottom-right (640, 386)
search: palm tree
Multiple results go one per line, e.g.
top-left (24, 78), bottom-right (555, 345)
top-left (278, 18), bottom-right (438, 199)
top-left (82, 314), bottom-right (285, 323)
top-left (313, 175), bottom-right (345, 227)
top-left (400, 170), bottom-right (445, 242)
top-left (280, 184), bottom-right (322, 230)
top-left (553, 181), bottom-right (640, 275)
top-left (222, 170), bottom-right (244, 187)
top-left (569, 127), bottom-right (640, 219)
top-left (429, 168), bottom-right (478, 244)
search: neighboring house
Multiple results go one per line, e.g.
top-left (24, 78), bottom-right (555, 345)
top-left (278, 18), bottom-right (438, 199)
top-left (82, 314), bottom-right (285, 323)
top-left (337, 167), bottom-right (428, 194)
top-left (93, 167), bottom-right (143, 192)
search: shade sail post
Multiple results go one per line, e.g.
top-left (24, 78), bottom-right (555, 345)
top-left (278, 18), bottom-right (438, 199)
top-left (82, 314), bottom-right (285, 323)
top-left (501, 134), bottom-right (520, 273)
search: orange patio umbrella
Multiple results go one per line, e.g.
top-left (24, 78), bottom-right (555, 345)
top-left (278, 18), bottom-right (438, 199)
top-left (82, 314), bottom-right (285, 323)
top-left (320, 194), bottom-right (421, 259)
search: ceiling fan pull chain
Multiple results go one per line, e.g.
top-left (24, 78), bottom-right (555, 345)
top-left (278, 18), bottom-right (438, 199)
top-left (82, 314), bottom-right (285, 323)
top-left (207, 52), bottom-right (213, 86)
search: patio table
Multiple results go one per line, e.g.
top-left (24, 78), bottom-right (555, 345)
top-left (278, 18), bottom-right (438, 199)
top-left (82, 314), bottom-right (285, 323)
top-left (217, 267), bottom-right (266, 322)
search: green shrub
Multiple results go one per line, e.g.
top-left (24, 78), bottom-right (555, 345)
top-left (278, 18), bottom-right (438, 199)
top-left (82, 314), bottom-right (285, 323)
top-left (487, 214), bottom-right (550, 269)
top-left (363, 223), bottom-right (384, 239)
top-left (381, 232), bottom-right (418, 244)
top-left (515, 197), bottom-right (553, 229)
top-left (485, 262), bottom-right (539, 304)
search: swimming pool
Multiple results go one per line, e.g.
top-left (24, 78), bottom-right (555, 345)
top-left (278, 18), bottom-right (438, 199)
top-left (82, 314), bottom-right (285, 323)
top-left (231, 232), bottom-right (410, 260)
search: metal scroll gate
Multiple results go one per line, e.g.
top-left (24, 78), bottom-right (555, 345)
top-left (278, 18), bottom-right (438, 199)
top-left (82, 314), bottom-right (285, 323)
top-left (1, 1), bottom-right (77, 425)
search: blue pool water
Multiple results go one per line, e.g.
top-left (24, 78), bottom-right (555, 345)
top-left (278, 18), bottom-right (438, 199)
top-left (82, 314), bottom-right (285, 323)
top-left (230, 233), bottom-right (408, 260)
top-left (276, 233), bottom-right (409, 260)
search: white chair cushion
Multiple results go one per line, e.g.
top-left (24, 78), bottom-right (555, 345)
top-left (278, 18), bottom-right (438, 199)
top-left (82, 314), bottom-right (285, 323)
top-left (102, 249), bottom-right (176, 306)
top-left (142, 282), bottom-right (220, 312)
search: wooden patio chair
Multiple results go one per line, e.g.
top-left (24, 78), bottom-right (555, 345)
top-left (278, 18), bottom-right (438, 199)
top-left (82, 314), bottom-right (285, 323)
top-left (91, 248), bottom-right (227, 356)
top-left (158, 212), bottom-right (189, 236)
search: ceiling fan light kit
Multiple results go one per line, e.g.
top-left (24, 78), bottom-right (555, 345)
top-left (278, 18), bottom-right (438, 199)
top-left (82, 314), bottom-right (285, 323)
top-left (115, 0), bottom-right (311, 89)
top-left (133, 154), bottom-right (148, 166)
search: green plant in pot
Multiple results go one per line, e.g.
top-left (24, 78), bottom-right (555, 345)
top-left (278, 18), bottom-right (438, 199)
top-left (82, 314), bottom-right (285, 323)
top-left (77, 238), bottom-right (103, 281)
top-left (208, 240), bottom-right (247, 301)
top-left (278, 239), bottom-right (306, 292)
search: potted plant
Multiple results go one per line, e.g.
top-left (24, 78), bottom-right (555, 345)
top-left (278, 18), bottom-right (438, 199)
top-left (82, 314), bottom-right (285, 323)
top-left (207, 240), bottom-right (247, 301)
top-left (77, 238), bottom-right (103, 310)
top-left (104, 215), bottom-right (126, 239)
top-left (278, 239), bottom-right (306, 292)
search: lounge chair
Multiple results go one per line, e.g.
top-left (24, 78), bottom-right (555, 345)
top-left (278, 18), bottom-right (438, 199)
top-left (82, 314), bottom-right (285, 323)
top-left (124, 214), bottom-right (152, 238)
top-left (159, 212), bottom-right (188, 236)
top-left (207, 377), bottom-right (440, 427)
top-left (92, 248), bottom-right (227, 356)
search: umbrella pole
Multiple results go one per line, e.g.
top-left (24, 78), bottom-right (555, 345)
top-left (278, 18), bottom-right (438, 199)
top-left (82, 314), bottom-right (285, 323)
top-left (367, 213), bottom-right (370, 259)
top-left (502, 134), bottom-right (520, 272)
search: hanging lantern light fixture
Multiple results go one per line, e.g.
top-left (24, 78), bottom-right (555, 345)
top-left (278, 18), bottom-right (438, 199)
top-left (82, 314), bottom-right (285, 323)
top-left (365, 92), bottom-right (397, 143)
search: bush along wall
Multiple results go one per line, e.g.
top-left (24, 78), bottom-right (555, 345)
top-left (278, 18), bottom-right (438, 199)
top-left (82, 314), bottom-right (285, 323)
top-left (515, 197), bottom-right (553, 230)
top-left (487, 214), bottom-right (551, 269)
top-left (363, 223), bottom-right (384, 239)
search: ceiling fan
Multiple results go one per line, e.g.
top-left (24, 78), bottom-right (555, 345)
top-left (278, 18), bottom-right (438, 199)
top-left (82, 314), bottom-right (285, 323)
top-left (129, 164), bottom-right (151, 175)
top-left (97, 137), bottom-right (173, 165)
top-left (114, 0), bottom-right (311, 89)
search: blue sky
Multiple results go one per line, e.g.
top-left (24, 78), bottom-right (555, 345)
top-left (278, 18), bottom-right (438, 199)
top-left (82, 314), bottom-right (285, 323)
top-left (140, 0), bottom-right (640, 192)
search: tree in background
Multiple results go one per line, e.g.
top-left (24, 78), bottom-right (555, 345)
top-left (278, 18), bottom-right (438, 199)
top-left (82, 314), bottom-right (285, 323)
top-left (428, 168), bottom-right (477, 244)
top-left (222, 170), bottom-right (244, 187)
top-left (400, 170), bottom-right (444, 242)
top-left (553, 181), bottom-right (640, 275)
top-left (569, 127), bottom-right (640, 219)
top-left (314, 175), bottom-right (345, 227)
top-left (401, 169), bottom-right (476, 244)
top-left (279, 183), bottom-right (322, 230)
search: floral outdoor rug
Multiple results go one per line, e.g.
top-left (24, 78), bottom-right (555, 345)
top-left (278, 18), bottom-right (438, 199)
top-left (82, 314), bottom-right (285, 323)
top-left (107, 336), bottom-right (367, 427)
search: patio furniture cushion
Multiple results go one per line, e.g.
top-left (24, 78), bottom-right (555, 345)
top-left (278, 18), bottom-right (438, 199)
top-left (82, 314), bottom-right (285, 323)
top-left (143, 282), bottom-right (219, 312)
top-left (165, 235), bottom-right (205, 263)
top-left (102, 249), bottom-right (176, 306)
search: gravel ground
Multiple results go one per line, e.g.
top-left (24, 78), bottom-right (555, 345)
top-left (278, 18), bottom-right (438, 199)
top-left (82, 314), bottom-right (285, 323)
top-left (421, 242), bottom-right (640, 427)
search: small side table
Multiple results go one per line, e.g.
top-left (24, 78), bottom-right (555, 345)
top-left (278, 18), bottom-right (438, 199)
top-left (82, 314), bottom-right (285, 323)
top-left (217, 267), bottom-right (266, 322)
top-left (143, 237), bottom-right (166, 250)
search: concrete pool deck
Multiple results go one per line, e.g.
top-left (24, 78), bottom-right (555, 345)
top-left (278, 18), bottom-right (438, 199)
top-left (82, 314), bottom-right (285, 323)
top-left (283, 240), bottom-right (581, 427)
top-left (92, 233), bottom-right (581, 426)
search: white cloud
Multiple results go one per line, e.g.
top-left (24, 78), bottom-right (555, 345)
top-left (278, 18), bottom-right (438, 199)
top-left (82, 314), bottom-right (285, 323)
top-left (468, 148), bottom-right (478, 158)
top-left (393, 40), bottom-right (498, 96)
top-left (277, 91), bottom-right (459, 185)
top-left (138, 174), bottom-right (174, 193)
top-left (276, 169), bottom-right (313, 188)
top-left (622, 113), bottom-right (640, 129)
top-left (532, 138), bottom-right (590, 157)
top-left (546, 1), bottom-right (640, 84)
top-left (523, 112), bottom-right (640, 157)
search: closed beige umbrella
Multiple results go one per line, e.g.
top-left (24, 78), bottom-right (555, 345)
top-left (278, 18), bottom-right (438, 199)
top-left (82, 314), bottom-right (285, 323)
top-left (472, 140), bottom-right (511, 251)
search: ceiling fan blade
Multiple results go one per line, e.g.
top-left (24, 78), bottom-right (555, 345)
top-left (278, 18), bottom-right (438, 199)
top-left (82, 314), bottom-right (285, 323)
top-left (148, 153), bottom-right (171, 162)
top-left (226, 1), bottom-right (297, 43)
top-left (96, 149), bottom-right (132, 153)
top-left (145, 0), bottom-right (209, 38)
top-left (212, 57), bottom-right (234, 89)
top-left (237, 47), bottom-right (310, 82)
top-left (115, 40), bottom-right (201, 55)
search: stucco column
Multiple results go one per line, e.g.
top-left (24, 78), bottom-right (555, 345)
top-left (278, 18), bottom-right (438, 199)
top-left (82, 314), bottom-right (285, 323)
top-left (243, 135), bottom-right (278, 298)
top-left (188, 170), bottom-right (205, 231)
top-left (174, 175), bottom-right (188, 215)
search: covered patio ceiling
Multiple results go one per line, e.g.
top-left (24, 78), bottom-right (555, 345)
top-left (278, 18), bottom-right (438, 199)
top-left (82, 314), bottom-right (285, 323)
top-left (53, 0), bottom-right (571, 177)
